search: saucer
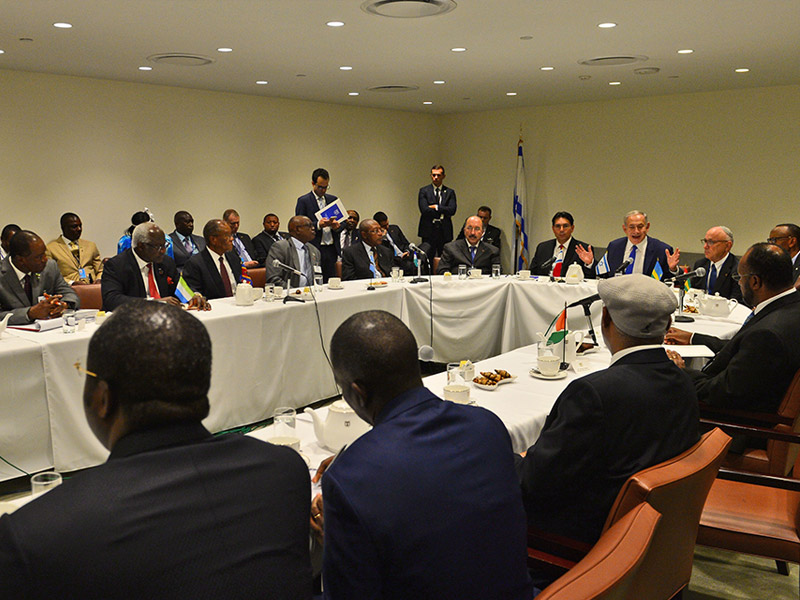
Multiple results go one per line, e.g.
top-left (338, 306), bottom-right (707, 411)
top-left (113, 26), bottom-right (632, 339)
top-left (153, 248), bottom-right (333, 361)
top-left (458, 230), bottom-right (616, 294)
top-left (529, 368), bottom-right (568, 380)
top-left (328, 285), bottom-right (344, 290)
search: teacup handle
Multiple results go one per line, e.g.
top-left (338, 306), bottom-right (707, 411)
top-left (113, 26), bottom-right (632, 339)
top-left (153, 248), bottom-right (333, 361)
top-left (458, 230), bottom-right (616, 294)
top-left (728, 299), bottom-right (738, 309)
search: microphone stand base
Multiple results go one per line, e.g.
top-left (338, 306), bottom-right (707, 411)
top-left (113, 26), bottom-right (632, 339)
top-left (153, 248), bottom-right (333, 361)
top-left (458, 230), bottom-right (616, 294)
top-left (283, 295), bottom-right (305, 304)
top-left (410, 277), bottom-right (428, 284)
top-left (674, 315), bottom-right (694, 323)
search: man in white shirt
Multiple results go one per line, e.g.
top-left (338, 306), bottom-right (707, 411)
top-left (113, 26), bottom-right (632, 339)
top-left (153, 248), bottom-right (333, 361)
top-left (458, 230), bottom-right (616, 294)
top-left (689, 226), bottom-right (742, 302)
top-left (604, 210), bottom-right (680, 278)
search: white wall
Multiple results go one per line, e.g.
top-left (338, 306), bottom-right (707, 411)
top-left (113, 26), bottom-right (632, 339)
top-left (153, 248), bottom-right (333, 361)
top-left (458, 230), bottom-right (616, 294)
top-left (0, 69), bottom-right (441, 255)
top-left (441, 85), bottom-right (800, 270)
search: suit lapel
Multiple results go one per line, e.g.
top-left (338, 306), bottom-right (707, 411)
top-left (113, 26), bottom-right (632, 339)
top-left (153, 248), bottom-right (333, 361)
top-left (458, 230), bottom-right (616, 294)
top-left (201, 250), bottom-right (224, 298)
top-left (1, 261), bottom-right (28, 304)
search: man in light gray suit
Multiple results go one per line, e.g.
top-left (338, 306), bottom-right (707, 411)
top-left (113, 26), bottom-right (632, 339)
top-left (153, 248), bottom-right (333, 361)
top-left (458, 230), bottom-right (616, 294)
top-left (0, 230), bottom-right (79, 325)
top-left (265, 216), bottom-right (321, 288)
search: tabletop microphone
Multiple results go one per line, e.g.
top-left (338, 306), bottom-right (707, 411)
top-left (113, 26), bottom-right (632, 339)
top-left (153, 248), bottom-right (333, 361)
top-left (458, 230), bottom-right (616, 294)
top-left (538, 255), bottom-right (556, 271)
top-left (565, 293), bottom-right (601, 309)
top-left (408, 243), bottom-right (427, 256)
top-left (272, 258), bottom-right (303, 277)
top-left (670, 266), bottom-right (706, 283)
top-left (613, 257), bottom-right (633, 275)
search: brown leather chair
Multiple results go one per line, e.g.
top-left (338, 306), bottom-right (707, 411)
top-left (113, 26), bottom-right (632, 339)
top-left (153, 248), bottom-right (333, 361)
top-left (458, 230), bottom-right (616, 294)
top-left (536, 503), bottom-right (661, 600)
top-left (248, 267), bottom-right (266, 289)
top-left (529, 428), bottom-right (732, 600)
top-left (335, 261), bottom-right (342, 279)
top-left (432, 256), bottom-right (440, 274)
top-left (697, 426), bottom-right (800, 593)
top-left (700, 368), bottom-right (800, 477)
top-left (72, 283), bottom-right (102, 310)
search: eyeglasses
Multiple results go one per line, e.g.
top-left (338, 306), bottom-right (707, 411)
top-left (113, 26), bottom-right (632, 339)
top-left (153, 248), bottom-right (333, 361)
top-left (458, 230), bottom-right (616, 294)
top-left (700, 238), bottom-right (727, 246)
top-left (367, 228), bottom-right (384, 235)
top-left (731, 272), bottom-right (758, 282)
top-left (139, 242), bottom-right (166, 251)
top-left (767, 236), bottom-right (790, 244)
top-left (74, 360), bottom-right (97, 378)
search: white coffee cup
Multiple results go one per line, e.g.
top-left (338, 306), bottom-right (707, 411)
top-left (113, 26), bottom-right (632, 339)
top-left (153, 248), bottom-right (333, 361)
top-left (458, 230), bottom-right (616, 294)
top-left (518, 269), bottom-right (531, 279)
top-left (537, 354), bottom-right (562, 376)
top-left (469, 268), bottom-right (482, 278)
top-left (273, 286), bottom-right (284, 297)
top-left (251, 287), bottom-right (264, 301)
top-left (443, 383), bottom-right (471, 404)
top-left (328, 277), bottom-right (342, 289)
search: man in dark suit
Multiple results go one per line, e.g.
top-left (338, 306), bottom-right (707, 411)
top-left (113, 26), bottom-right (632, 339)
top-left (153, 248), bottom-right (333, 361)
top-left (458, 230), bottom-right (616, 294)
top-left (182, 220), bottom-right (243, 299)
top-left (0, 301), bottom-right (312, 599)
top-left (169, 210), bottom-right (205, 272)
top-left (252, 213), bottom-right (287, 265)
top-left (337, 210), bottom-right (361, 256)
top-left (604, 210), bottom-right (679, 277)
top-left (341, 219), bottom-right (394, 281)
top-left (670, 243), bottom-right (800, 414)
top-left (768, 223), bottom-right (800, 283)
top-left (0, 230), bottom-right (79, 325)
top-left (690, 226), bottom-right (743, 302)
top-left (102, 223), bottom-right (206, 311)
top-left (437, 216), bottom-right (500, 275)
top-left (295, 168), bottom-right (341, 282)
top-left (0, 224), bottom-right (21, 262)
top-left (266, 216), bottom-right (321, 288)
top-left (530, 211), bottom-right (595, 278)
top-left (223, 208), bottom-right (259, 268)
top-left (417, 164), bottom-right (457, 257)
top-left (456, 205), bottom-right (502, 249)
top-left (313, 310), bottom-right (532, 599)
top-left (518, 275), bottom-right (699, 548)
top-left (374, 211), bottom-right (416, 275)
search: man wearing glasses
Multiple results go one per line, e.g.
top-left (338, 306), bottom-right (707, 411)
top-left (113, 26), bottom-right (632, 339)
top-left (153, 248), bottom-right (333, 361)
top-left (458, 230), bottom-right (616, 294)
top-left (295, 168), bottom-right (341, 282)
top-left (768, 223), bottom-right (800, 283)
top-left (102, 222), bottom-right (207, 311)
top-left (689, 226), bottom-right (743, 303)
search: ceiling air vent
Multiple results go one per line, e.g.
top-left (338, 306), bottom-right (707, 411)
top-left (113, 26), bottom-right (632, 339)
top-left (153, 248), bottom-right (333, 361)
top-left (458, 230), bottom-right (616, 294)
top-left (361, 0), bottom-right (456, 18)
top-left (367, 85), bottom-right (420, 93)
top-left (147, 53), bottom-right (215, 67)
top-left (578, 55), bottom-right (648, 67)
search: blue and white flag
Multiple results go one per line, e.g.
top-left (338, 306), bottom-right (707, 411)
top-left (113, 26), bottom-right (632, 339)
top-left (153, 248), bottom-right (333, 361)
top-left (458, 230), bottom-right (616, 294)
top-left (595, 252), bottom-right (611, 276)
top-left (513, 140), bottom-right (529, 272)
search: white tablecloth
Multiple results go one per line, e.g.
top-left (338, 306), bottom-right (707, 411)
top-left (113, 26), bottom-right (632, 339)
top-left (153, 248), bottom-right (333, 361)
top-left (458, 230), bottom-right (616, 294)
top-left (0, 276), bottom-right (749, 480)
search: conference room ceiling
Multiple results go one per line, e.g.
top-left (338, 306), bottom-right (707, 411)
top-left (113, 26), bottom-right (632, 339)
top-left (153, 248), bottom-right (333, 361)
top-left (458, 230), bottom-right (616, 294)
top-left (1, 0), bottom-right (799, 114)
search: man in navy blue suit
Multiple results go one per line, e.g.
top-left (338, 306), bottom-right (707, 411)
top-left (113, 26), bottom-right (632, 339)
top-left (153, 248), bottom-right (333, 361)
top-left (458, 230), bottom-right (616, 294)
top-left (417, 164), bottom-right (457, 257)
top-left (604, 210), bottom-right (680, 277)
top-left (314, 310), bottom-right (532, 600)
top-left (295, 168), bottom-right (341, 282)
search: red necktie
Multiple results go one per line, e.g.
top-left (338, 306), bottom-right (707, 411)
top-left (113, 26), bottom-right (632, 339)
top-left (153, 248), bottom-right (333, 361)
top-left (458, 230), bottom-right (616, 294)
top-left (147, 264), bottom-right (161, 299)
top-left (220, 256), bottom-right (233, 297)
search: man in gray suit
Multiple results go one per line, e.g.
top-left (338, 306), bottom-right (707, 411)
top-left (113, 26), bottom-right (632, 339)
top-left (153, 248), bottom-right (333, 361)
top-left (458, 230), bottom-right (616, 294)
top-left (0, 230), bottom-right (79, 325)
top-left (266, 216), bottom-right (321, 288)
top-left (169, 211), bottom-right (205, 271)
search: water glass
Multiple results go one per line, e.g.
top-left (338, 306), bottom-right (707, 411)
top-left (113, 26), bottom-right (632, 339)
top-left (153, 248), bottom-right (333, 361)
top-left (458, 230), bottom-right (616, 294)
top-left (492, 264), bottom-right (501, 279)
top-left (457, 264), bottom-right (467, 280)
top-left (31, 471), bottom-right (62, 496)
top-left (270, 407), bottom-right (300, 451)
top-left (314, 274), bottom-right (324, 292)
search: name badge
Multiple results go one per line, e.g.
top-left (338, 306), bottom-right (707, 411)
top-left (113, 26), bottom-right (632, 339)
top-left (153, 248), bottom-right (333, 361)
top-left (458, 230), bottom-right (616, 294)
top-left (78, 268), bottom-right (87, 280)
top-left (314, 266), bottom-right (322, 275)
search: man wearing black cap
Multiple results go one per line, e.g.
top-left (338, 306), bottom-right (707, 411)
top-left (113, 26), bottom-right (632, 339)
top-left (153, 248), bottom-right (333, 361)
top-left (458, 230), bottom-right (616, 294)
top-left (517, 275), bottom-right (699, 547)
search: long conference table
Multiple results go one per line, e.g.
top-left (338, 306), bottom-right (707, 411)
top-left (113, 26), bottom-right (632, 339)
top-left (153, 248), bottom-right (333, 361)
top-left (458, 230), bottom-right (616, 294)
top-left (0, 275), bottom-right (748, 481)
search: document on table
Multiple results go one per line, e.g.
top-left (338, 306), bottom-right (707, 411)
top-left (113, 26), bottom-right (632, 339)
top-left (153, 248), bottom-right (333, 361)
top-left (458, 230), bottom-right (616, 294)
top-left (661, 344), bottom-right (715, 358)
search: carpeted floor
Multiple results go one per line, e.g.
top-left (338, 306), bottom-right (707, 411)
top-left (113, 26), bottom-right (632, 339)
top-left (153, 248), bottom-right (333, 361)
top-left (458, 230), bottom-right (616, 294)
top-left (688, 546), bottom-right (797, 599)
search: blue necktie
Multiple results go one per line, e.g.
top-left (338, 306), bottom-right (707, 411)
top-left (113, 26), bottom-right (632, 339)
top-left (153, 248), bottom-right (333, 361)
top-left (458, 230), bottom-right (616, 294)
top-left (470, 246), bottom-right (477, 265)
top-left (707, 264), bottom-right (717, 292)
top-left (625, 245), bottom-right (637, 274)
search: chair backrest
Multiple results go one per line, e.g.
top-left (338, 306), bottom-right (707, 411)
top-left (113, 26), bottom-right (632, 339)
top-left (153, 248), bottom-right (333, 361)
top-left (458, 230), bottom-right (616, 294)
top-left (767, 368), bottom-right (800, 476)
top-left (432, 256), bottom-right (440, 274)
top-left (248, 267), bottom-right (267, 289)
top-left (335, 260), bottom-right (343, 279)
top-left (536, 503), bottom-right (661, 600)
top-left (73, 283), bottom-right (102, 310)
top-left (602, 428), bottom-right (731, 600)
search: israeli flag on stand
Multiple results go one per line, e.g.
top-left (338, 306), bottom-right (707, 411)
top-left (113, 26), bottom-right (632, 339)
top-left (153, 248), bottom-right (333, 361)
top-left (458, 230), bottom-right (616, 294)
top-left (595, 252), bottom-right (611, 276)
top-left (513, 139), bottom-right (529, 272)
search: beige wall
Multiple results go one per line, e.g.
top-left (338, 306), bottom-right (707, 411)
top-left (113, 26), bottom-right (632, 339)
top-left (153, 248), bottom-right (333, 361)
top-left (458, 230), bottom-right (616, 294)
top-left (1, 69), bottom-right (440, 256)
top-left (441, 85), bottom-right (800, 270)
top-left (3, 68), bottom-right (799, 273)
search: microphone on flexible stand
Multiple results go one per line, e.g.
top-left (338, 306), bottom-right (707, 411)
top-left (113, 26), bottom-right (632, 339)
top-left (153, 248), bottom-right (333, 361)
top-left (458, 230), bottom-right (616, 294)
top-left (565, 294), bottom-right (602, 346)
top-left (536, 256), bottom-right (557, 281)
top-left (673, 267), bottom-right (706, 322)
top-left (272, 259), bottom-right (306, 303)
top-left (408, 243), bottom-right (429, 284)
top-left (667, 266), bottom-right (706, 284)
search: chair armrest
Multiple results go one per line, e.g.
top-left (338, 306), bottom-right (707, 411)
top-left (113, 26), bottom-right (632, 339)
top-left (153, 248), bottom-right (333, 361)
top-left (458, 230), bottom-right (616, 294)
top-left (527, 526), bottom-right (593, 570)
top-left (717, 467), bottom-right (800, 491)
top-left (699, 403), bottom-right (792, 427)
top-left (699, 418), bottom-right (800, 444)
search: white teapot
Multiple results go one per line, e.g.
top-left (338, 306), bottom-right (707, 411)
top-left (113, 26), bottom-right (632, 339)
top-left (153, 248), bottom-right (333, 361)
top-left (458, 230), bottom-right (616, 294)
top-left (564, 263), bottom-right (584, 284)
top-left (235, 282), bottom-right (254, 306)
top-left (304, 400), bottom-right (371, 452)
top-left (697, 293), bottom-right (738, 317)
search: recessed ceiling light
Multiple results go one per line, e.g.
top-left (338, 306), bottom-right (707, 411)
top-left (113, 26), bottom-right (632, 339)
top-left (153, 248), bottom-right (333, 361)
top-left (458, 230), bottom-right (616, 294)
top-left (677, 49), bottom-right (694, 54)
top-left (0, 50), bottom-right (4, 55)
top-left (598, 22), bottom-right (616, 29)
top-left (326, 21), bottom-right (345, 27)
top-left (53, 22), bottom-right (72, 29)
top-left (433, 80), bottom-right (445, 84)
top-left (735, 68), bottom-right (750, 73)
top-left (256, 80), bottom-right (268, 85)
top-left (339, 66), bottom-right (353, 71)
top-left (423, 101), bottom-right (433, 105)
top-left (348, 92), bottom-right (359, 96)
top-left (451, 47), bottom-right (467, 53)
top-left (138, 66), bottom-right (152, 71)
top-left (506, 92), bottom-right (517, 96)
top-left (608, 81), bottom-right (621, 85)
top-left (540, 66), bottom-right (554, 71)
top-left (217, 47), bottom-right (233, 53)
